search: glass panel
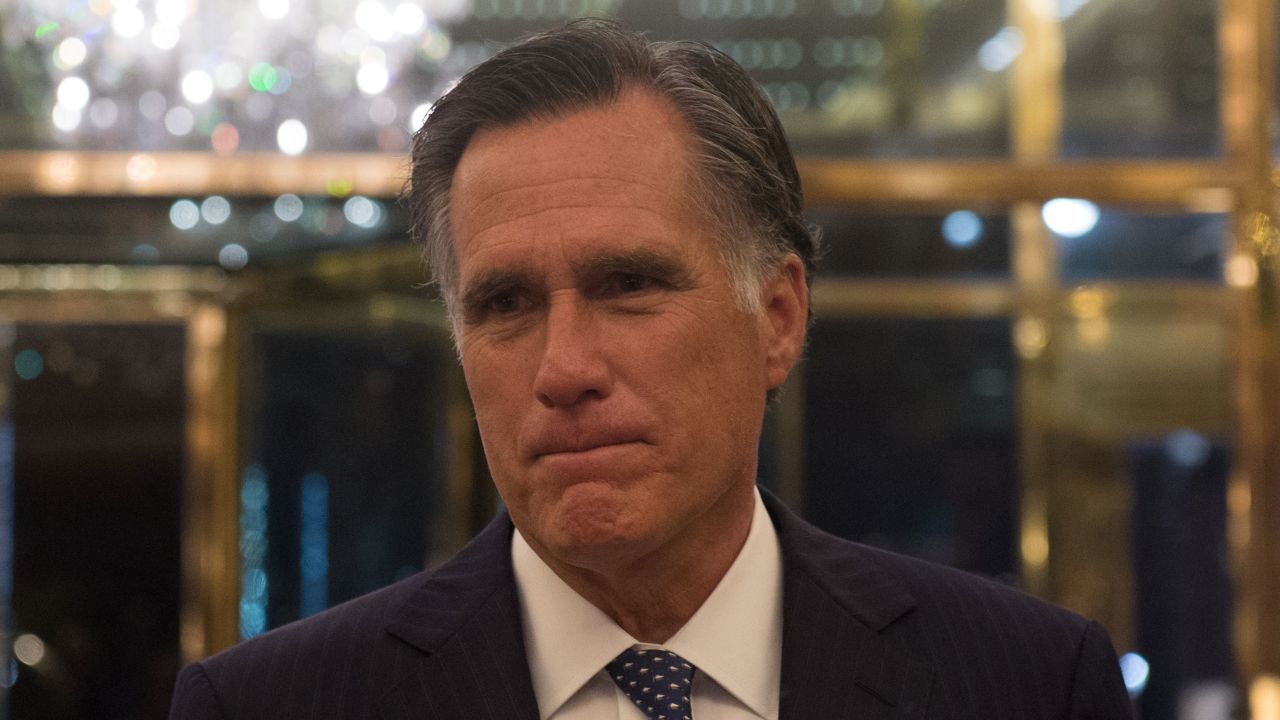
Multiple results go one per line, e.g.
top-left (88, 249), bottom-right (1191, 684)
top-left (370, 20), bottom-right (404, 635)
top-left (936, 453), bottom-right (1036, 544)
top-left (1061, 0), bottom-right (1219, 157)
top-left (812, 208), bottom-right (1011, 277)
top-left (0, 1), bottom-right (1009, 156)
top-left (9, 324), bottom-right (184, 719)
top-left (803, 317), bottom-right (1018, 580)
top-left (0, 195), bottom-right (408, 266)
top-left (1041, 292), bottom-right (1235, 717)
top-left (240, 315), bottom-right (459, 635)
top-left (1048, 206), bottom-right (1226, 282)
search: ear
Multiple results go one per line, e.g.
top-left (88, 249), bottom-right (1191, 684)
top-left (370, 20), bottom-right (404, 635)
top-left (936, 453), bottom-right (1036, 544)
top-left (760, 254), bottom-right (809, 390)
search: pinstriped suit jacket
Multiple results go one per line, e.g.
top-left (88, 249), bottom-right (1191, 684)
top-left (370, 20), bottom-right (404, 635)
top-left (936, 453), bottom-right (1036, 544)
top-left (170, 492), bottom-right (1133, 719)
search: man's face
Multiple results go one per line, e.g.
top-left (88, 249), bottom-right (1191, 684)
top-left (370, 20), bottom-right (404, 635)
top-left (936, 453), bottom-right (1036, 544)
top-left (448, 88), bottom-right (806, 573)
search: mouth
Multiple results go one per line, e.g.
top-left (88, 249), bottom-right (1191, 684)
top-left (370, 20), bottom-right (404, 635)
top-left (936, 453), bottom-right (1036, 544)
top-left (533, 439), bottom-right (647, 460)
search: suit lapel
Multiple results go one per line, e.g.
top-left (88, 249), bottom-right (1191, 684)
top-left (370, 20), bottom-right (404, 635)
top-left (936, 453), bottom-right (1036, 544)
top-left (371, 492), bottom-right (934, 720)
top-left (377, 513), bottom-right (540, 720)
top-left (765, 492), bottom-right (935, 720)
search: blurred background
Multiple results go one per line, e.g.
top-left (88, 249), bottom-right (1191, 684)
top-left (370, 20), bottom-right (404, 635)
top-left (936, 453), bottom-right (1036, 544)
top-left (0, 0), bottom-right (1278, 718)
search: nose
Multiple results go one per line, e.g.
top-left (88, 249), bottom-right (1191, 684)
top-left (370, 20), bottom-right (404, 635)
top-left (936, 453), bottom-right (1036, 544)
top-left (532, 294), bottom-right (612, 407)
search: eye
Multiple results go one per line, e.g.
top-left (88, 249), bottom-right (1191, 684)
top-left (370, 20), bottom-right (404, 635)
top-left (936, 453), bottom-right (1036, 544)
top-left (609, 272), bottom-right (658, 295)
top-left (487, 289), bottom-right (527, 315)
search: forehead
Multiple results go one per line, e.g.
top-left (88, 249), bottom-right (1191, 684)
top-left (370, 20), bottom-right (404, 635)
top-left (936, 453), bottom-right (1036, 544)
top-left (448, 89), bottom-right (706, 265)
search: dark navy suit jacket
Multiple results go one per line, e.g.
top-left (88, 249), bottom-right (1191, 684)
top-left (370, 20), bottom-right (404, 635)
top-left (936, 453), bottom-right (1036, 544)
top-left (170, 492), bottom-right (1133, 719)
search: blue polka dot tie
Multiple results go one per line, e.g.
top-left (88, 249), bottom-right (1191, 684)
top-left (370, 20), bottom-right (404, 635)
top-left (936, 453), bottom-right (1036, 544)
top-left (606, 647), bottom-right (696, 720)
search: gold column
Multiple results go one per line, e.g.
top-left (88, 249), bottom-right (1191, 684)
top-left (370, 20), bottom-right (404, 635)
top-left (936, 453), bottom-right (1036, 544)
top-left (1008, 0), bottom-right (1062, 601)
top-left (1221, 0), bottom-right (1280, 692)
top-left (182, 303), bottom-right (243, 660)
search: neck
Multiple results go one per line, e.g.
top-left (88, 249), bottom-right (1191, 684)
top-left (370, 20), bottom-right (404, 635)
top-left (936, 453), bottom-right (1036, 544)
top-left (528, 482), bottom-right (756, 643)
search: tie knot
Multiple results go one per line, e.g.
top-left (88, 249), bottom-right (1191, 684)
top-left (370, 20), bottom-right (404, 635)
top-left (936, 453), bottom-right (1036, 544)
top-left (605, 647), bottom-right (696, 720)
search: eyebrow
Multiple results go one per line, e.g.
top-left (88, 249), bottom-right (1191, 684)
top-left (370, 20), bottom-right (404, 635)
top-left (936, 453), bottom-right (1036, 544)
top-left (458, 248), bottom-right (698, 321)
top-left (573, 250), bottom-right (696, 290)
top-left (459, 267), bottom-right (536, 320)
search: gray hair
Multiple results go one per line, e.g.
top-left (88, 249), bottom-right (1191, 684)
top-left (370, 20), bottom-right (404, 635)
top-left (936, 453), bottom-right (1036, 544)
top-left (408, 18), bottom-right (820, 314)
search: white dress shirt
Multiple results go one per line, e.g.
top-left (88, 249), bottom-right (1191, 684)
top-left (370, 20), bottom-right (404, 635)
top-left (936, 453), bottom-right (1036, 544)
top-left (512, 487), bottom-right (784, 720)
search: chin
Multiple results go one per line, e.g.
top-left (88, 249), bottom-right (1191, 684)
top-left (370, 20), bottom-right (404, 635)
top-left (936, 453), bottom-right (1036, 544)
top-left (541, 491), bottom-right (655, 566)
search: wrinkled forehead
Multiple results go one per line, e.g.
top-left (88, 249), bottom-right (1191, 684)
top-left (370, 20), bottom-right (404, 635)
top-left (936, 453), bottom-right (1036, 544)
top-left (449, 88), bottom-right (702, 229)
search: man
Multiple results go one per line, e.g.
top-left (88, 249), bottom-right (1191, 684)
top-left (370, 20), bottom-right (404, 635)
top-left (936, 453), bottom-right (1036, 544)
top-left (171, 19), bottom-right (1133, 720)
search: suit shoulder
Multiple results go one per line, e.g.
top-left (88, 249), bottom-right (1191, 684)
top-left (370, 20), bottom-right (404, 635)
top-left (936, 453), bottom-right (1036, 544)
top-left (859, 542), bottom-right (1089, 631)
top-left (188, 571), bottom-right (426, 714)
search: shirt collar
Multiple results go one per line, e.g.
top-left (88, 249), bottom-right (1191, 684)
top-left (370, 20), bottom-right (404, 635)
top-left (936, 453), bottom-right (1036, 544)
top-left (512, 487), bottom-right (784, 719)
top-left (665, 487), bottom-right (783, 717)
top-left (512, 526), bottom-right (636, 719)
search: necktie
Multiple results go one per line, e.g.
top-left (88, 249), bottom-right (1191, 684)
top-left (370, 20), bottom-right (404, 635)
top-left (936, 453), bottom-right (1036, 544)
top-left (606, 647), bottom-right (696, 720)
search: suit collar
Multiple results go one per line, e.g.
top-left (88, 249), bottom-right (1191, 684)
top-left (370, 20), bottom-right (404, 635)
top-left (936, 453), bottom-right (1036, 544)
top-left (762, 490), bottom-right (935, 719)
top-left (380, 512), bottom-right (541, 720)
top-left (386, 490), bottom-right (921, 648)
top-left (383, 510), bottom-right (518, 654)
top-left (381, 492), bottom-right (934, 720)
top-left (762, 490), bottom-right (917, 632)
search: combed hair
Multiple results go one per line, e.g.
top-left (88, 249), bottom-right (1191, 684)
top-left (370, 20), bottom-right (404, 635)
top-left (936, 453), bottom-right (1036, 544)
top-left (407, 18), bottom-right (820, 314)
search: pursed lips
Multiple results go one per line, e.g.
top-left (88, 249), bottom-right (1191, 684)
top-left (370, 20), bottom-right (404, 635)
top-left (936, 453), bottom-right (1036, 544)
top-left (524, 426), bottom-right (650, 459)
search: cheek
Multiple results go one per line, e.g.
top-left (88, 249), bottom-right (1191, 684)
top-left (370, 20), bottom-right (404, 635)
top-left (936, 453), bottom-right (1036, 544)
top-left (461, 351), bottom-right (529, 454)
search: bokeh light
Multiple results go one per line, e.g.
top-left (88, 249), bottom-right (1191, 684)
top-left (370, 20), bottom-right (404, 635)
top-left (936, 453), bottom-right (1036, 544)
top-left (394, 3), bottom-right (426, 33)
top-left (941, 210), bottom-right (983, 249)
top-left (260, 0), bottom-right (290, 20)
top-left (131, 243), bottom-right (161, 263)
top-left (273, 194), bottom-right (305, 222)
top-left (12, 635), bottom-right (45, 667)
top-left (211, 123), bottom-right (241, 154)
top-left (1120, 652), bottom-right (1150, 697)
top-left (51, 104), bottom-right (82, 132)
top-left (164, 106), bottom-right (195, 136)
top-left (15, 349), bottom-right (44, 381)
top-left (248, 63), bottom-right (278, 93)
top-left (276, 119), bottom-right (308, 155)
top-left (181, 70), bottom-right (215, 104)
top-left (355, 1), bottom-right (396, 42)
top-left (126, 153), bottom-right (158, 182)
top-left (138, 90), bottom-right (167, 120)
top-left (979, 27), bottom-right (1024, 73)
top-left (169, 199), bottom-right (200, 230)
top-left (357, 62), bottom-right (390, 95)
top-left (19, 0), bottom-right (473, 152)
top-left (1042, 198), bottom-right (1101, 238)
top-left (88, 98), bottom-right (119, 128)
top-left (409, 102), bottom-right (431, 132)
top-left (240, 465), bottom-right (270, 640)
top-left (111, 4), bottom-right (145, 38)
top-left (343, 196), bottom-right (382, 228)
top-left (201, 196), bottom-right (232, 225)
top-left (57, 77), bottom-right (91, 111)
top-left (215, 62), bottom-right (244, 91)
top-left (269, 68), bottom-right (293, 96)
top-left (54, 37), bottom-right (88, 69)
top-left (219, 243), bottom-right (250, 270)
top-left (1165, 430), bottom-right (1211, 468)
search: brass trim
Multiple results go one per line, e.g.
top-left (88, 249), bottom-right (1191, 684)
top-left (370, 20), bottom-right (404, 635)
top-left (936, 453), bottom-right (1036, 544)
top-left (802, 159), bottom-right (1238, 208)
top-left (182, 303), bottom-right (242, 659)
top-left (1222, 0), bottom-right (1280, 685)
top-left (812, 279), bottom-right (1014, 317)
top-left (0, 150), bottom-right (1239, 209)
top-left (0, 151), bottom-right (409, 198)
top-left (1007, 0), bottom-right (1062, 610)
top-left (807, 278), bottom-right (1223, 319)
top-left (1011, 203), bottom-right (1057, 600)
top-left (0, 265), bottom-right (228, 295)
top-left (1009, 0), bottom-right (1062, 161)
